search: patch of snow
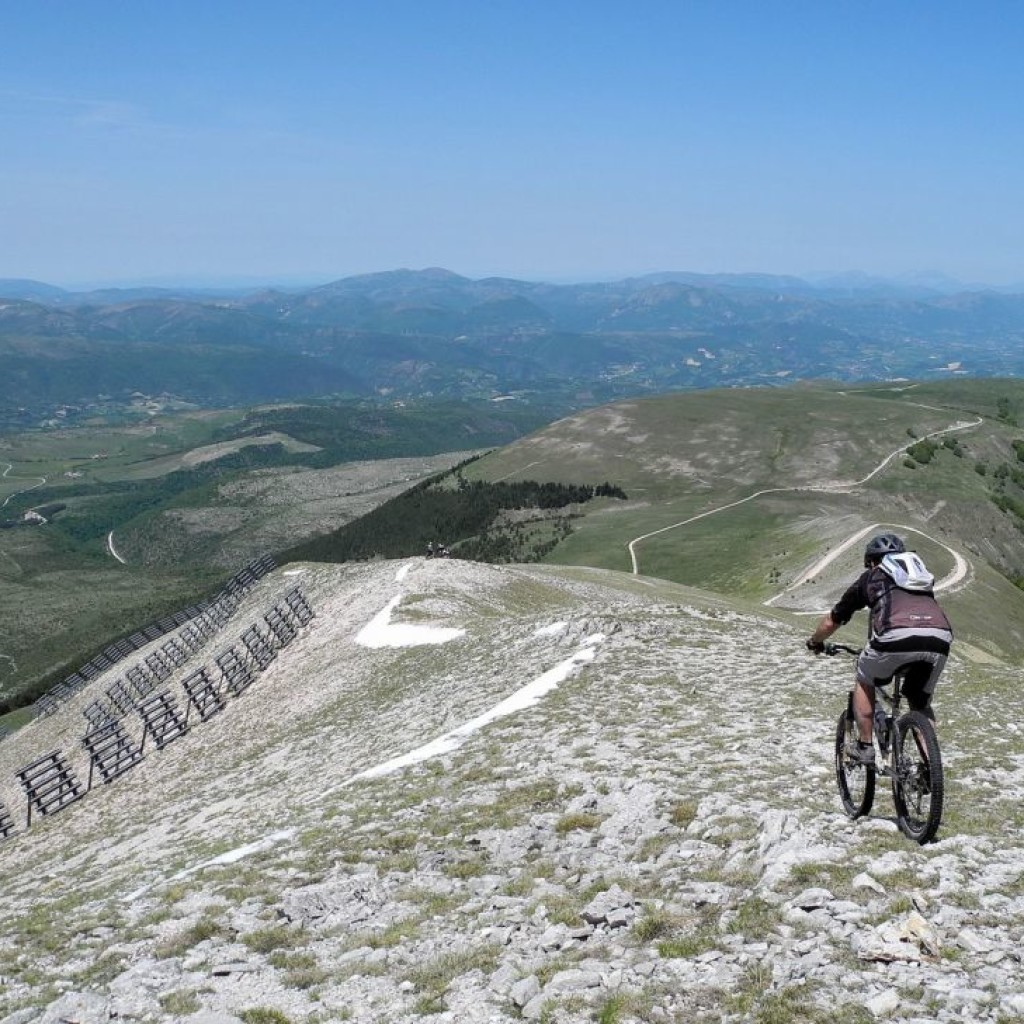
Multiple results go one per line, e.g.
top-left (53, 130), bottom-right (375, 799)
top-left (346, 640), bottom-right (603, 784)
top-left (355, 595), bottom-right (466, 648)
top-left (126, 828), bottom-right (298, 901)
top-left (533, 621), bottom-right (568, 637)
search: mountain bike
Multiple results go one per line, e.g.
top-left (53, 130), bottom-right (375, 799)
top-left (825, 642), bottom-right (944, 844)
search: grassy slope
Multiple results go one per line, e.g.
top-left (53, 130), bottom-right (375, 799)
top-left (5, 378), bottom-right (1024, 707)
top-left (0, 405), bottom-right (489, 706)
top-left (0, 411), bottom-right (253, 705)
top-left (462, 380), bottom-right (1024, 664)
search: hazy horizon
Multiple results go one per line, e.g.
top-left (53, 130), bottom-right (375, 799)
top-left (3, 2), bottom-right (1022, 288)
top-left (5, 265), bottom-right (1022, 296)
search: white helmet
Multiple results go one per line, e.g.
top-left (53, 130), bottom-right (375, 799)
top-left (879, 551), bottom-right (934, 591)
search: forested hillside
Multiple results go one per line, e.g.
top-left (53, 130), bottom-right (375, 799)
top-left (6, 269), bottom-right (1024, 425)
top-left (282, 458), bottom-right (628, 565)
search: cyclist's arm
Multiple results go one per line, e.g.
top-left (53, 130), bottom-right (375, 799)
top-left (808, 611), bottom-right (839, 648)
top-left (807, 572), bottom-right (869, 649)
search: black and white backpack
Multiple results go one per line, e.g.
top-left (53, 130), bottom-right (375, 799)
top-left (879, 551), bottom-right (935, 591)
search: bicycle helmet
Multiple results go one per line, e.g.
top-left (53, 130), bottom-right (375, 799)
top-left (863, 532), bottom-right (905, 566)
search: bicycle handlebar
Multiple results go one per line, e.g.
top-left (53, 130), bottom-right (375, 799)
top-left (823, 642), bottom-right (861, 657)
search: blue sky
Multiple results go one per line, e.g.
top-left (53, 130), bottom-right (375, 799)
top-left (2, 2), bottom-right (1022, 288)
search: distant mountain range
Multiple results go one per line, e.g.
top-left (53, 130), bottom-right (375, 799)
top-left (4, 268), bottom-right (1024, 426)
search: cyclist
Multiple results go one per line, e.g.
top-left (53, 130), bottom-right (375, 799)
top-left (806, 532), bottom-right (953, 767)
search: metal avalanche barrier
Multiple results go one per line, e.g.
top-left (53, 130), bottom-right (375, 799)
top-left (2, 562), bottom-right (315, 842)
top-left (28, 554), bottom-right (278, 721)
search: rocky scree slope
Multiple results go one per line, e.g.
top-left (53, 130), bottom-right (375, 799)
top-left (0, 559), bottom-right (1021, 1023)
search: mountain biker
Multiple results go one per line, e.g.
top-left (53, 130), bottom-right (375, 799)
top-left (806, 532), bottom-right (953, 767)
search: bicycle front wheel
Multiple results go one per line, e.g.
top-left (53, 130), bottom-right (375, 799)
top-left (891, 710), bottom-right (944, 844)
top-left (835, 709), bottom-right (875, 818)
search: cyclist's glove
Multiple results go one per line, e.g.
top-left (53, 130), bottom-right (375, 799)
top-left (805, 638), bottom-right (824, 654)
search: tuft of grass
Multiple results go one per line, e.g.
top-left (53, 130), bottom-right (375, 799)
top-left (381, 832), bottom-right (418, 852)
top-left (494, 780), bottom-right (561, 817)
top-left (239, 1010), bottom-right (293, 1024)
top-left (243, 925), bottom-right (304, 954)
top-left (159, 990), bottom-right (202, 1015)
top-left (442, 858), bottom-right (487, 879)
top-left (595, 993), bottom-right (630, 1024)
top-left (395, 887), bottom-right (460, 917)
top-left (72, 952), bottom-right (128, 987)
top-left (352, 915), bottom-right (424, 950)
top-left (633, 903), bottom-right (677, 942)
top-left (154, 915), bottom-right (231, 959)
top-left (379, 852), bottom-right (419, 873)
top-left (637, 834), bottom-right (675, 862)
top-left (265, 947), bottom-right (309, 965)
top-left (669, 799), bottom-right (699, 828)
top-left (725, 963), bottom-right (773, 1017)
top-left (412, 994), bottom-right (446, 1015)
top-left (283, 965), bottom-right (329, 990)
top-left (726, 896), bottom-right (781, 939)
top-left (656, 932), bottom-right (718, 959)
top-left (536, 894), bottom-right (584, 927)
top-left (405, 946), bottom-right (502, 1014)
top-left (786, 861), bottom-right (854, 892)
top-left (554, 812), bottom-right (603, 834)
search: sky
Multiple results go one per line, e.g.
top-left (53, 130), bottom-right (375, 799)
top-left (2, 1), bottom-right (1022, 289)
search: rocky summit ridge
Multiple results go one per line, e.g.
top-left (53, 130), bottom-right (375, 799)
top-left (0, 558), bottom-right (1022, 1023)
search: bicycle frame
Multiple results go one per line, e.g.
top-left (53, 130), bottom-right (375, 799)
top-left (824, 641), bottom-right (944, 843)
top-left (869, 675), bottom-right (900, 771)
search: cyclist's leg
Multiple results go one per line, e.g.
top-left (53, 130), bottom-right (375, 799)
top-left (853, 648), bottom-right (895, 743)
top-left (901, 654), bottom-right (946, 726)
top-left (851, 676), bottom-right (874, 743)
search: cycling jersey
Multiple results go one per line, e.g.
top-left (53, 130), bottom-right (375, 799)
top-left (831, 566), bottom-right (953, 654)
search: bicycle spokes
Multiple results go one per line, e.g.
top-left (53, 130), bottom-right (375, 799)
top-left (835, 711), bottom-right (875, 819)
top-left (891, 712), bottom-right (943, 845)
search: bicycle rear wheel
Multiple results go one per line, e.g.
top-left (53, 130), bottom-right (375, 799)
top-left (891, 710), bottom-right (943, 844)
top-left (835, 709), bottom-right (875, 818)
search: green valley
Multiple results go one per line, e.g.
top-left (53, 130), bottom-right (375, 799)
top-left (4, 377), bottom-right (1024, 718)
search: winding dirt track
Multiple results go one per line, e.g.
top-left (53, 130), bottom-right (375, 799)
top-left (627, 415), bottom-right (982, 600)
top-left (107, 531), bottom-right (128, 564)
top-left (1, 462), bottom-right (47, 509)
top-left (765, 521), bottom-right (970, 606)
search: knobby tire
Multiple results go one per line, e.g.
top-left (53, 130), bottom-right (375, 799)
top-left (891, 710), bottom-right (943, 844)
top-left (835, 709), bottom-right (875, 818)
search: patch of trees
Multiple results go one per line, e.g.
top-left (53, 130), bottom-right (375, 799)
top-left (457, 516), bottom-right (576, 564)
top-left (906, 436), bottom-right (963, 466)
top-left (988, 450), bottom-right (1024, 533)
top-left (992, 491), bottom-right (1024, 525)
top-left (906, 439), bottom-right (938, 465)
top-left (281, 463), bottom-right (627, 565)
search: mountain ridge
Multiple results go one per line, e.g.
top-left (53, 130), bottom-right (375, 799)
top-left (0, 558), bottom-right (1021, 1022)
top-left (6, 269), bottom-right (1024, 427)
